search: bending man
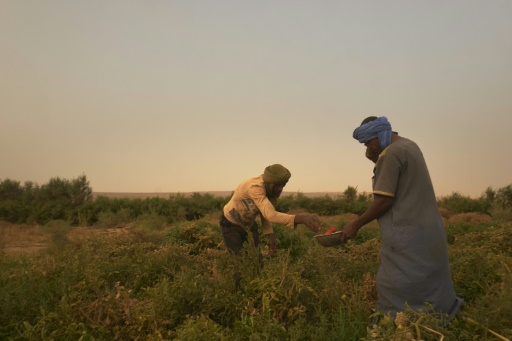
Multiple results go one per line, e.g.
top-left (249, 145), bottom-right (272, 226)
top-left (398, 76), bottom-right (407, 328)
top-left (221, 164), bottom-right (321, 257)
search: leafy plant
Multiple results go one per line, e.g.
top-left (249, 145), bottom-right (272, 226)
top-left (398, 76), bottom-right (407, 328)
top-left (1, 182), bottom-right (512, 340)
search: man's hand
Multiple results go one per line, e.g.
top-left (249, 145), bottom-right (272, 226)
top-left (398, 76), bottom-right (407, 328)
top-left (341, 220), bottom-right (361, 243)
top-left (341, 194), bottom-right (394, 243)
top-left (294, 214), bottom-right (322, 233)
top-left (267, 233), bottom-right (277, 256)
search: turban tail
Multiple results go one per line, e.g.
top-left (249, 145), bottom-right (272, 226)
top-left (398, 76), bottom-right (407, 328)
top-left (262, 164), bottom-right (291, 205)
top-left (352, 116), bottom-right (393, 149)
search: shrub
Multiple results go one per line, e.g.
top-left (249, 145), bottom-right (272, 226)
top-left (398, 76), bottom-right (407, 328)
top-left (489, 202), bottom-right (512, 222)
top-left (270, 225), bottom-right (313, 260)
top-left (0, 175), bottom-right (93, 225)
top-left (438, 192), bottom-right (488, 214)
top-left (43, 219), bottom-right (72, 246)
top-left (2, 185), bottom-right (512, 340)
top-left (449, 226), bottom-right (510, 302)
top-left (166, 220), bottom-right (224, 255)
top-left (448, 213), bottom-right (492, 224)
top-left (136, 212), bottom-right (168, 231)
top-left (173, 314), bottom-right (233, 340)
top-left (95, 208), bottom-right (133, 228)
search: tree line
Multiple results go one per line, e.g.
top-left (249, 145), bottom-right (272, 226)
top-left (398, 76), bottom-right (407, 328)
top-left (0, 175), bottom-right (511, 226)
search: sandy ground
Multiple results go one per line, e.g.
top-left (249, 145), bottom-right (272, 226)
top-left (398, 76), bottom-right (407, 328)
top-left (0, 222), bottom-right (126, 256)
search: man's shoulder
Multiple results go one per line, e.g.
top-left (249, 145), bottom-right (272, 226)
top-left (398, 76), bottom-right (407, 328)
top-left (378, 137), bottom-right (417, 162)
top-left (238, 176), bottom-right (265, 196)
top-left (239, 175), bottom-right (262, 185)
top-left (389, 137), bottom-right (419, 152)
top-left (243, 175), bottom-right (264, 187)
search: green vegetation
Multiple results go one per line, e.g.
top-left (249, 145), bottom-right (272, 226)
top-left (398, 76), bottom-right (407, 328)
top-left (1, 218), bottom-right (511, 340)
top-left (1, 176), bottom-right (511, 339)
top-left (0, 175), bottom-right (92, 225)
top-left (438, 185), bottom-right (512, 216)
top-left (276, 187), bottom-right (372, 216)
top-left (0, 176), bottom-right (227, 226)
top-left (2, 176), bottom-right (510, 226)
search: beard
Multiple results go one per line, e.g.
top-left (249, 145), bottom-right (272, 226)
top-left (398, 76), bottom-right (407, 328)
top-left (366, 147), bottom-right (380, 164)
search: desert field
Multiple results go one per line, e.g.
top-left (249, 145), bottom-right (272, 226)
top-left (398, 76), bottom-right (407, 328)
top-left (1, 177), bottom-right (511, 339)
top-left (1, 214), bottom-right (511, 340)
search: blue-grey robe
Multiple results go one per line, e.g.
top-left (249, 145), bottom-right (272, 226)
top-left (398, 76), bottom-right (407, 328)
top-left (372, 137), bottom-right (462, 318)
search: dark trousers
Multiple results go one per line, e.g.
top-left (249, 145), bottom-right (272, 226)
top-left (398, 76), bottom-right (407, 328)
top-left (220, 214), bottom-right (263, 289)
top-left (219, 214), bottom-right (260, 255)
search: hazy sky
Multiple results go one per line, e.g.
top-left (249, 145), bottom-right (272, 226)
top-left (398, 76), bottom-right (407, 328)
top-left (1, 1), bottom-right (511, 198)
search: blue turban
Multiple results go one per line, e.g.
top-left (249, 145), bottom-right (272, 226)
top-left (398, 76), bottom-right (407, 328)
top-left (352, 116), bottom-right (393, 149)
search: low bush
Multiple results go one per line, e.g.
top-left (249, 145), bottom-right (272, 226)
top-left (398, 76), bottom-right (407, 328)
top-left (448, 213), bottom-right (492, 224)
top-left (1, 220), bottom-right (511, 340)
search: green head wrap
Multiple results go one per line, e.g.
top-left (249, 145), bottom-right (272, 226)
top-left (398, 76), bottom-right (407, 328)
top-left (262, 164), bottom-right (291, 204)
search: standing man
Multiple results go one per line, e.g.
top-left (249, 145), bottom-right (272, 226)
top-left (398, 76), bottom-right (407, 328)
top-left (221, 164), bottom-right (322, 257)
top-left (342, 116), bottom-right (462, 321)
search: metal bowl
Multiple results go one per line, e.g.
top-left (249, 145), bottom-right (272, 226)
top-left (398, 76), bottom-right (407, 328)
top-left (314, 231), bottom-right (344, 247)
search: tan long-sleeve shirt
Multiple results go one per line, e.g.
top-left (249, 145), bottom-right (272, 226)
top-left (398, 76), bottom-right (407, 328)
top-left (223, 175), bottom-right (295, 235)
